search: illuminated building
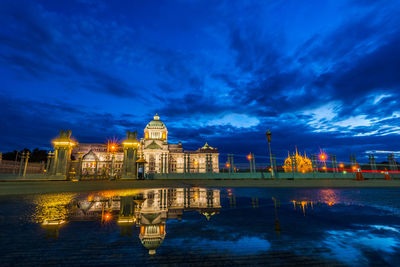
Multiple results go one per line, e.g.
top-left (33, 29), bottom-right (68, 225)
top-left (283, 149), bottom-right (313, 173)
top-left (72, 114), bottom-right (219, 174)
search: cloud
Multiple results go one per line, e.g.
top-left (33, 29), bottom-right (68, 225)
top-left (0, 94), bottom-right (142, 151)
top-left (207, 114), bottom-right (260, 128)
top-left (1, 0), bottom-right (400, 163)
top-left (0, 1), bottom-right (138, 98)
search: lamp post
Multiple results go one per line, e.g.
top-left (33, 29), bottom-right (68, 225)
top-left (247, 153), bottom-right (253, 173)
top-left (266, 130), bottom-right (275, 178)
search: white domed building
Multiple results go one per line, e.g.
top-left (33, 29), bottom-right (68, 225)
top-left (141, 114), bottom-right (219, 174)
top-left (72, 114), bottom-right (219, 175)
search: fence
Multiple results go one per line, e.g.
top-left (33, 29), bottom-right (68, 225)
top-left (0, 160), bottom-right (45, 174)
top-left (217, 152), bottom-right (400, 176)
top-left (1, 151), bottom-right (399, 180)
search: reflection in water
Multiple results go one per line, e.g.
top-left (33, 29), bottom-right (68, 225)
top-left (32, 188), bottom-right (221, 255)
top-left (18, 188), bottom-right (400, 265)
top-left (272, 197), bottom-right (281, 237)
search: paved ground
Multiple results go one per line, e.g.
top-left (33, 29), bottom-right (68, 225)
top-left (1, 179), bottom-right (400, 195)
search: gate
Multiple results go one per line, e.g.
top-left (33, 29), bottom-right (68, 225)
top-left (67, 160), bottom-right (122, 180)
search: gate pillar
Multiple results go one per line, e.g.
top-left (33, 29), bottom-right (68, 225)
top-left (50, 130), bottom-right (77, 177)
top-left (122, 130), bottom-right (139, 179)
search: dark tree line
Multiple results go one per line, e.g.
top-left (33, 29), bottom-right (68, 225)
top-left (2, 148), bottom-right (48, 162)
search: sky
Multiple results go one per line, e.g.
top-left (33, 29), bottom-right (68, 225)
top-left (1, 0), bottom-right (400, 163)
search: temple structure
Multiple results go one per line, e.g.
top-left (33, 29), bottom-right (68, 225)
top-left (71, 114), bottom-right (219, 174)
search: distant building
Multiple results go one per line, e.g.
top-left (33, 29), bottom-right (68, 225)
top-left (72, 114), bottom-right (219, 174)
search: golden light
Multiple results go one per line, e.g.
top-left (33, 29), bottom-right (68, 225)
top-left (106, 137), bottom-right (120, 152)
top-left (322, 166), bottom-right (327, 170)
top-left (352, 166), bottom-right (357, 171)
top-left (318, 152), bottom-right (327, 162)
top-left (339, 163), bottom-right (344, 168)
top-left (104, 213), bottom-right (112, 222)
top-left (194, 161), bottom-right (198, 166)
top-left (226, 162), bottom-right (230, 168)
top-left (32, 193), bottom-right (76, 224)
top-left (52, 141), bottom-right (76, 147)
top-left (118, 218), bottom-right (136, 224)
top-left (122, 142), bottom-right (139, 146)
top-left (42, 219), bottom-right (66, 226)
top-left (247, 153), bottom-right (252, 161)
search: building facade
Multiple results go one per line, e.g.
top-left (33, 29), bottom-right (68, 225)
top-left (72, 114), bottom-right (219, 174)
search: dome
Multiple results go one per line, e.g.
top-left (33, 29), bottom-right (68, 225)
top-left (145, 114), bottom-right (166, 129)
top-left (141, 237), bottom-right (163, 251)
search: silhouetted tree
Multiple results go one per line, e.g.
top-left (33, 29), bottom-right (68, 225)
top-left (2, 148), bottom-right (48, 162)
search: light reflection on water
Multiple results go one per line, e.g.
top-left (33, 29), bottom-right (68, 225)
top-left (1, 188), bottom-right (400, 266)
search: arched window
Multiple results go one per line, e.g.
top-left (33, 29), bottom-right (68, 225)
top-left (149, 155), bottom-right (156, 173)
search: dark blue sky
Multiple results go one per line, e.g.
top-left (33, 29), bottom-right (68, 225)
top-left (1, 0), bottom-right (400, 163)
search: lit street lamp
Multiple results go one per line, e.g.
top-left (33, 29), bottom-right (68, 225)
top-left (266, 130), bottom-right (275, 178)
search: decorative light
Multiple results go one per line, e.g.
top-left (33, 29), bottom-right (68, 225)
top-left (106, 137), bottom-right (120, 152)
top-left (318, 151), bottom-right (328, 162)
top-left (104, 213), bottom-right (112, 222)
top-left (247, 153), bottom-right (252, 161)
top-left (53, 141), bottom-right (76, 146)
top-left (339, 163), bottom-right (344, 168)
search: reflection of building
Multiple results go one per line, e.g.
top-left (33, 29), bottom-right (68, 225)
top-left (71, 114), bottom-right (219, 174)
top-left (33, 188), bottom-right (221, 254)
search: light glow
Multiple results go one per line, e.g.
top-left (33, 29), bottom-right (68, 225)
top-left (247, 153), bottom-right (252, 161)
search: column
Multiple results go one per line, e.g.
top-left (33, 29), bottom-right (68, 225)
top-left (160, 153), bottom-right (164, 174)
top-left (209, 154), bottom-right (213, 173)
top-left (18, 152), bottom-right (25, 177)
top-left (122, 131), bottom-right (139, 179)
top-left (252, 153), bottom-right (256, 173)
top-left (183, 154), bottom-right (187, 174)
top-left (23, 151), bottom-right (30, 177)
top-left (50, 130), bottom-right (76, 177)
top-left (369, 154), bottom-right (376, 171)
top-left (187, 153), bottom-right (190, 173)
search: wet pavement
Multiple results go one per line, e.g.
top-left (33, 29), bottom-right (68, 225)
top-left (0, 188), bottom-right (399, 266)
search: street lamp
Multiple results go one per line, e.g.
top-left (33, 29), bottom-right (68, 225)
top-left (266, 130), bottom-right (275, 178)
